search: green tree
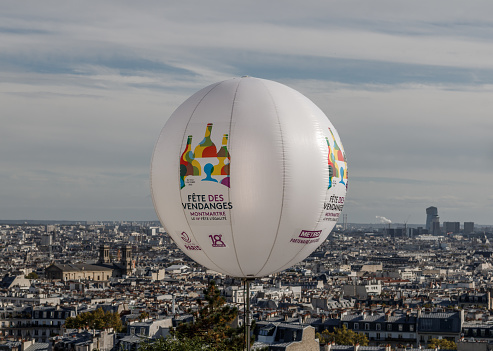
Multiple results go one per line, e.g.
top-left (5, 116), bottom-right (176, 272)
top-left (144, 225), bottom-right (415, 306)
top-left (316, 325), bottom-right (369, 346)
top-left (172, 280), bottom-right (243, 350)
top-left (428, 338), bottom-right (457, 350)
top-left (65, 307), bottom-right (123, 332)
top-left (25, 272), bottom-right (38, 279)
top-left (139, 336), bottom-right (207, 351)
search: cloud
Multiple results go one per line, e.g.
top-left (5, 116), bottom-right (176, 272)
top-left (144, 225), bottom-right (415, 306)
top-left (1, 1), bottom-right (492, 222)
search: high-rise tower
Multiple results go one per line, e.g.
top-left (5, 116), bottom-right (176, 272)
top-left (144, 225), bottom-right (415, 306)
top-left (426, 206), bottom-right (440, 235)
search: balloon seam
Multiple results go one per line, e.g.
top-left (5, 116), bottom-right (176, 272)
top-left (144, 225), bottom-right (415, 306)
top-left (254, 80), bottom-right (286, 277)
top-left (228, 79), bottom-right (245, 277)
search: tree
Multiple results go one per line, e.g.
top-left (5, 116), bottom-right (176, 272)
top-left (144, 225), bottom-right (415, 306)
top-left (25, 272), bottom-right (38, 279)
top-left (137, 281), bottom-right (244, 350)
top-left (172, 280), bottom-right (244, 350)
top-left (316, 325), bottom-right (369, 346)
top-left (65, 307), bottom-right (123, 332)
top-left (140, 336), bottom-right (208, 351)
top-left (428, 338), bottom-right (457, 350)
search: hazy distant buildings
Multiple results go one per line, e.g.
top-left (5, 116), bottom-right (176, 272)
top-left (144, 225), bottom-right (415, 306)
top-left (443, 221), bottom-right (460, 234)
top-left (464, 222), bottom-right (475, 234)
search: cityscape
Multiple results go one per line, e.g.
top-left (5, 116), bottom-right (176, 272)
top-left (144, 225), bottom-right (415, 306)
top-left (1, 206), bottom-right (493, 351)
top-left (2, 2), bottom-right (493, 351)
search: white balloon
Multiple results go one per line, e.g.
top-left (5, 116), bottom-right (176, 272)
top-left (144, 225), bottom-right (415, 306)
top-left (151, 77), bottom-right (348, 278)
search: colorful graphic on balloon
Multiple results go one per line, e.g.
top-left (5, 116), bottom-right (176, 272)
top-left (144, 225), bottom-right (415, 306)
top-left (151, 77), bottom-right (348, 278)
top-left (180, 124), bottom-right (230, 189)
top-left (326, 127), bottom-right (348, 190)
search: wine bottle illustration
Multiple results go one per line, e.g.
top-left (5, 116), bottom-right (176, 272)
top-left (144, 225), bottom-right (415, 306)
top-left (326, 136), bottom-right (335, 189)
top-left (329, 128), bottom-right (345, 162)
top-left (180, 135), bottom-right (201, 176)
top-left (214, 134), bottom-right (230, 176)
top-left (194, 123), bottom-right (217, 158)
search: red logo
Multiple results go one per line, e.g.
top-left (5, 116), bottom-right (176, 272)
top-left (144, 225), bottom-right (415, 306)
top-left (180, 232), bottom-right (192, 243)
top-left (209, 234), bottom-right (226, 247)
top-left (298, 230), bottom-right (322, 239)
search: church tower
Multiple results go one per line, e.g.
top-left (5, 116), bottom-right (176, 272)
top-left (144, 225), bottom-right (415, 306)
top-left (121, 245), bottom-right (133, 276)
top-left (98, 244), bottom-right (110, 264)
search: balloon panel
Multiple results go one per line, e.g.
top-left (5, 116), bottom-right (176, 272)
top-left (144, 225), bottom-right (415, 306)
top-left (150, 77), bottom-right (348, 277)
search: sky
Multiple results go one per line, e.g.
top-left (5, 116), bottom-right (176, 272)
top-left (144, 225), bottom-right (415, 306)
top-left (1, 1), bottom-right (493, 225)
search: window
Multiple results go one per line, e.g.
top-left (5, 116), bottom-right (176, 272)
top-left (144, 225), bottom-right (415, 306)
top-left (481, 329), bottom-right (485, 336)
top-left (130, 327), bottom-right (135, 335)
top-left (354, 323), bottom-right (359, 330)
top-left (376, 323), bottom-right (381, 330)
top-left (343, 322), bottom-right (348, 329)
top-left (376, 333), bottom-right (381, 339)
top-left (398, 324), bottom-right (403, 331)
top-left (410, 325), bottom-right (414, 332)
top-left (387, 324), bottom-right (392, 331)
top-left (365, 323), bottom-right (370, 330)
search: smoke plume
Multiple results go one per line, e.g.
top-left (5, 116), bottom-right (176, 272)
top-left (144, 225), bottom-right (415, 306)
top-left (376, 216), bottom-right (392, 224)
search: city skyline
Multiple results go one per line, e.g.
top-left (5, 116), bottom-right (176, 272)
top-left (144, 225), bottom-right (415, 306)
top-left (1, 1), bottom-right (492, 224)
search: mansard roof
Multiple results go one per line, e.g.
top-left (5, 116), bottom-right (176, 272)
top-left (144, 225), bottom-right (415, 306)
top-left (46, 263), bottom-right (113, 272)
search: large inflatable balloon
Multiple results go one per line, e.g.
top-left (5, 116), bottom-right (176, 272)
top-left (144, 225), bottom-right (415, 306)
top-left (151, 77), bottom-right (347, 278)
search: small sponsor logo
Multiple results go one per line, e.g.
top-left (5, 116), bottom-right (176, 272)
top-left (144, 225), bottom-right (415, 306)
top-left (298, 230), bottom-right (322, 239)
top-left (180, 231), bottom-right (201, 250)
top-left (209, 234), bottom-right (226, 247)
top-left (180, 232), bottom-right (192, 243)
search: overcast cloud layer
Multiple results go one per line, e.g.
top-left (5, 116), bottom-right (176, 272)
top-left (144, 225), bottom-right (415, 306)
top-left (1, 1), bottom-right (492, 225)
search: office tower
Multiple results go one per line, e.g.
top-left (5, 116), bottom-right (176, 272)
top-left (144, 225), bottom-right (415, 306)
top-left (464, 222), bottom-right (475, 234)
top-left (432, 219), bottom-right (441, 235)
top-left (443, 222), bottom-right (460, 234)
top-left (426, 206), bottom-right (439, 234)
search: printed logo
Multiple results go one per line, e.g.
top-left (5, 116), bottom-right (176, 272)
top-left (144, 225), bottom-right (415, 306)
top-left (326, 127), bottom-right (348, 190)
top-left (290, 230), bottom-right (322, 244)
top-left (180, 123), bottom-right (231, 189)
top-left (298, 230), bottom-right (322, 239)
top-left (180, 231), bottom-right (202, 250)
top-left (209, 234), bottom-right (226, 247)
top-left (180, 231), bottom-right (192, 243)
